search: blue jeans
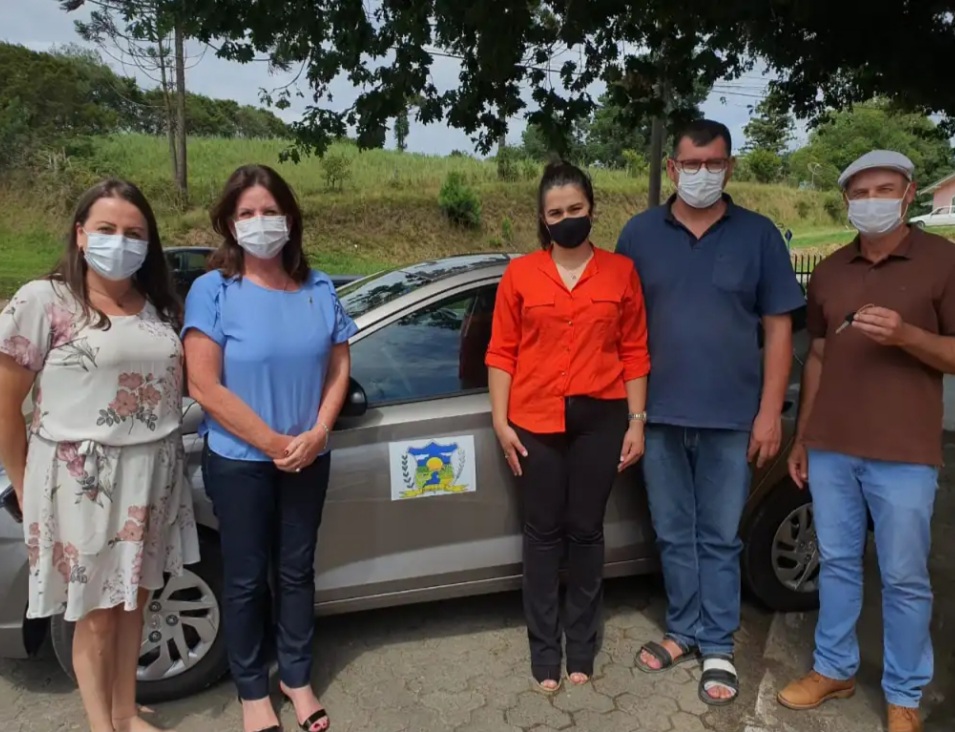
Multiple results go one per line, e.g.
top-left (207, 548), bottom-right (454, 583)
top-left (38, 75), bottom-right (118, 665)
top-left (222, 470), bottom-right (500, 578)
top-left (642, 425), bottom-right (752, 656)
top-left (808, 449), bottom-right (937, 708)
top-left (202, 444), bottom-right (331, 700)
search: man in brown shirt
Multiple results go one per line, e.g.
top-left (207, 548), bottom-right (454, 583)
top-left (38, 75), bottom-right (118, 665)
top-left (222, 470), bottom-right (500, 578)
top-left (776, 150), bottom-right (955, 732)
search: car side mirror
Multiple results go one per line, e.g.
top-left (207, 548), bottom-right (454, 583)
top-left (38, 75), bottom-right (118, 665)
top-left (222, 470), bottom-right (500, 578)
top-left (340, 377), bottom-right (368, 418)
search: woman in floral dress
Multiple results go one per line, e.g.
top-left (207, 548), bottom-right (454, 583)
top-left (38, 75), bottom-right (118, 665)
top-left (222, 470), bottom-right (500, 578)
top-left (0, 179), bottom-right (199, 732)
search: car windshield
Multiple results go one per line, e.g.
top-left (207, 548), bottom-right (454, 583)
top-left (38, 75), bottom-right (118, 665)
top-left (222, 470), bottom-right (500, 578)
top-left (338, 255), bottom-right (506, 319)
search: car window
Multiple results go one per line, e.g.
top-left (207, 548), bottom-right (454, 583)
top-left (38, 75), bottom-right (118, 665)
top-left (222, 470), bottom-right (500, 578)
top-left (932, 207), bottom-right (945, 215)
top-left (350, 286), bottom-right (498, 404)
top-left (337, 255), bottom-right (508, 319)
top-left (179, 251), bottom-right (210, 270)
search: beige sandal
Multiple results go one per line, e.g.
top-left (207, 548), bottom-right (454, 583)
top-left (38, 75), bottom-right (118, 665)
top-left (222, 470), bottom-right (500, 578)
top-left (533, 677), bottom-right (562, 694)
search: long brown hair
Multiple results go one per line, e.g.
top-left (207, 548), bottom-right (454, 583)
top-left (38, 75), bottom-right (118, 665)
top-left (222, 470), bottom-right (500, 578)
top-left (49, 179), bottom-right (182, 330)
top-left (208, 164), bottom-right (309, 283)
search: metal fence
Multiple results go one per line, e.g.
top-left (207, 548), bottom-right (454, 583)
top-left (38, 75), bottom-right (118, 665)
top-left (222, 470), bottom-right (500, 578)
top-left (791, 253), bottom-right (824, 292)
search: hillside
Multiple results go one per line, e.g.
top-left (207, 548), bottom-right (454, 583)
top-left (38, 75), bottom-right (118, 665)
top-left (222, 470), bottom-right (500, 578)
top-left (0, 134), bottom-right (865, 298)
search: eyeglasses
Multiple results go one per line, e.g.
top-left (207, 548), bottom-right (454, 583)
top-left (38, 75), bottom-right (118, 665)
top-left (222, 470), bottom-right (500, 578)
top-left (671, 158), bottom-right (729, 174)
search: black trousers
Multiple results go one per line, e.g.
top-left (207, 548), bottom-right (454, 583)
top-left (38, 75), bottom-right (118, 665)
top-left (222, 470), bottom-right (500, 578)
top-left (202, 444), bottom-right (330, 700)
top-left (513, 396), bottom-right (628, 682)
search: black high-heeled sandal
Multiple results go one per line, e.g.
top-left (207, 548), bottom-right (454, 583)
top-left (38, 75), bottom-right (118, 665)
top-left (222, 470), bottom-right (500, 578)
top-left (237, 694), bottom-right (282, 732)
top-left (281, 692), bottom-right (330, 732)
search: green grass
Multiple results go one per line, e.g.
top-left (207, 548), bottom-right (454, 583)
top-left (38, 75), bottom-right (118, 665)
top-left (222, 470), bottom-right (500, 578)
top-left (788, 226), bottom-right (955, 252)
top-left (0, 132), bottom-right (912, 298)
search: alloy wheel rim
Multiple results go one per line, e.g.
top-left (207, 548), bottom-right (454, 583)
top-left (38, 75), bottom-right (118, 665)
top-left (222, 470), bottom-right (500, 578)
top-left (770, 504), bottom-right (820, 594)
top-left (138, 570), bottom-right (220, 681)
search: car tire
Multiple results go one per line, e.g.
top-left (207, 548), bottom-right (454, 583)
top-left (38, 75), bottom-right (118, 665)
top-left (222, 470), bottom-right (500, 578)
top-left (742, 479), bottom-right (820, 613)
top-left (915, 221), bottom-right (926, 228)
top-left (50, 533), bottom-right (229, 704)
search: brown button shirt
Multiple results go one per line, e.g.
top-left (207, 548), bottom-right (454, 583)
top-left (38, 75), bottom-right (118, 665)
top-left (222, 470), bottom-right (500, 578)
top-left (802, 227), bottom-right (955, 466)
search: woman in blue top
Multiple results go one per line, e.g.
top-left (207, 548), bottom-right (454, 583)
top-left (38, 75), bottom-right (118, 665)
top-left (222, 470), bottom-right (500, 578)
top-left (182, 164), bottom-right (357, 732)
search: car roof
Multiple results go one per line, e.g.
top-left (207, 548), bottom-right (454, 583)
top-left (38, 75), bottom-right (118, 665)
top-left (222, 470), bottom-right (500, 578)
top-left (340, 252), bottom-right (522, 326)
top-left (164, 246), bottom-right (214, 254)
top-left (382, 253), bottom-right (518, 282)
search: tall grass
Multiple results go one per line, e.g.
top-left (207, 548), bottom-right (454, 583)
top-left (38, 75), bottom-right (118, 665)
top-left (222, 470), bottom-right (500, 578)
top-left (0, 133), bottom-right (872, 297)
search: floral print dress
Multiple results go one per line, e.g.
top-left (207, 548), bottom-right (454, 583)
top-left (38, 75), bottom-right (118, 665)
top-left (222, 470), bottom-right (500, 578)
top-left (0, 279), bottom-right (199, 622)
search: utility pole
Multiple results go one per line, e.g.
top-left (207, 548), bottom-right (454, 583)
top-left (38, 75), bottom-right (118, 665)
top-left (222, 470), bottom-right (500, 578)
top-left (647, 65), bottom-right (670, 208)
top-left (647, 114), bottom-right (665, 208)
top-left (174, 21), bottom-right (188, 206)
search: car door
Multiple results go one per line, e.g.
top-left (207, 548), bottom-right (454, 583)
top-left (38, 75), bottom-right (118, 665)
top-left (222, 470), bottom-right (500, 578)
top-left (311, 277), bottom-right (656, 612)
top-left (312, 278), bottom-right (522, 611)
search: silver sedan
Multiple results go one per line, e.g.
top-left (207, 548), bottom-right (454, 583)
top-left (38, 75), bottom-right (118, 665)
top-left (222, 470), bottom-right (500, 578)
top-left (0, 253), bottom-right (818, 702)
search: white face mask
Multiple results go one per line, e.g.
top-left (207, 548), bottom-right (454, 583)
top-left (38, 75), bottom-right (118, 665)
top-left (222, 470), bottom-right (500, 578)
top-left (847, 190), bottom-right (909, 236)
top-left (677, 168), bottom-right (726, 209)
top-left (234, 215), bottom-right (289, 259)
top-left (83, 230), bottom-right (149, 281)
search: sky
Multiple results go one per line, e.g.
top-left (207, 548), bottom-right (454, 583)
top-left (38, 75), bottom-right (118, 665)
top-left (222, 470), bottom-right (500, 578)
top-left (6, 0), bottom-right (805, 156)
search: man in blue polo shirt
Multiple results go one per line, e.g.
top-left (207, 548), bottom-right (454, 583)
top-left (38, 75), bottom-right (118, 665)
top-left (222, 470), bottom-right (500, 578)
top-left (616, 119), bottom-right (805, 705)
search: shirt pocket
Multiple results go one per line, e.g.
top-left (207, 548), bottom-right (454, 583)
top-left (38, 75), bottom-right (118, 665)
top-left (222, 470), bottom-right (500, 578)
top-left (585, 293), bottom-right (622, 343)
top-left (712, 251), bottom-right (755, 294)
top-left (521, 291), bottom-right (558, 340)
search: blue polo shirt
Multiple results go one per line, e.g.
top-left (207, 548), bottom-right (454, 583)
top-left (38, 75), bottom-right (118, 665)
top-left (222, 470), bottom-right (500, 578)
top-left (615, 195), bottom-right (805, 431)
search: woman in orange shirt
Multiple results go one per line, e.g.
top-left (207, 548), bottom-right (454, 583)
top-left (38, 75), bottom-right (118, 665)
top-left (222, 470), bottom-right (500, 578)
top-left (486, 161), bottom-right (651, 692)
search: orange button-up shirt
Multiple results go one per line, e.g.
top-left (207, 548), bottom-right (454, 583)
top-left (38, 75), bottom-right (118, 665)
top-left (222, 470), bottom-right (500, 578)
top-left (485, 247), bottom-right (650, 433)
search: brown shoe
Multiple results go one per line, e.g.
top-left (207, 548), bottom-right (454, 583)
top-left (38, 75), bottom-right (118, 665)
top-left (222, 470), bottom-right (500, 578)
top-left (887, 704), bottom-right (922, 732)
top-left (777, 671), bottom-right (856, 710)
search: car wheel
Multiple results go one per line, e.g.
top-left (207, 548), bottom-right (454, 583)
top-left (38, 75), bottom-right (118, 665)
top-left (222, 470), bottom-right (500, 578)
top-left (915, 221), bottom-right (926, 228)
top-left (50, 534), bottom-right (229, 704)
top-left (743, 479), bottom-right (820, 612)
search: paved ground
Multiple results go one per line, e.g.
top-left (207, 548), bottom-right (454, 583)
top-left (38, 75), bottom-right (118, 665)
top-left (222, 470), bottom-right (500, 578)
top-left (3, 442), bottom-right (953, 732)
top-left (2, 379), bottom-right (954, 732)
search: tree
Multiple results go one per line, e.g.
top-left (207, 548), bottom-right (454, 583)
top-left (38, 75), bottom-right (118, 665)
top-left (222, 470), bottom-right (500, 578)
top-left (63, 0), bottom-right (195, 204)
top-left (740, 148), bottom-right (784, 184)
top-left (521, 80), bottom-right (709, 169)
top-left (788, 100), bottom-right (955, 190)
top-left (0, 42), bottom-right (140, 168)
top-left (394, 108), bottom-right (409, 152)
top-left (743, 90), bottom-right (794, 155)
top-left (169, 0), bottom-right (955, 164)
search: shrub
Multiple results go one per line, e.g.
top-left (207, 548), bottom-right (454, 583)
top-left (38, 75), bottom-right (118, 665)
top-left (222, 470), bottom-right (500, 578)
top-left (322, 152), bottom-right (352, 191)
top-left (795, 199), bottom-right (812, 219)
top-left (823, 193), bottom-right (845, 222)
top-left (438, 171), bottom-right (482, 228)
top-left (744, 149), bottom-right (783, 184)
top-left (622, 149), bottom-right (648, 178)
top-left (496, 145), bottom-right (522, 182)
top-left (521, 158), bottom-right (539, 181)
top-left (501, 216), bottom-right (514, 245)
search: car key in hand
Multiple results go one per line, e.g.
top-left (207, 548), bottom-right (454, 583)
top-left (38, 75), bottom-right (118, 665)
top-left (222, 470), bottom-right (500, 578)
top-left (836, 303), bottom-right (875, 334)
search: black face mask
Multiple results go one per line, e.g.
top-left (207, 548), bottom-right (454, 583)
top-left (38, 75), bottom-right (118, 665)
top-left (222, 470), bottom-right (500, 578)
top-left (548, 215), bottom-right (592, 249)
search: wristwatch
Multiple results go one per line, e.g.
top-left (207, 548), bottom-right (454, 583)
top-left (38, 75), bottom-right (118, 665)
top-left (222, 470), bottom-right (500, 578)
top-left (628, 411), bottom-right (647, 423)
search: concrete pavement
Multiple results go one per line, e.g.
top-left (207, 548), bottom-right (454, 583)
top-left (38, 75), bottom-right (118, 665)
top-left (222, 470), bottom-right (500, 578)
top-left (1, 411), bottom-right (954, 732)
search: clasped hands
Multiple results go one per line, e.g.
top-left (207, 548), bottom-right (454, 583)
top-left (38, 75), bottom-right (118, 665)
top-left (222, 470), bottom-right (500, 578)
top-left (268, 426), bottom-right (328, 473)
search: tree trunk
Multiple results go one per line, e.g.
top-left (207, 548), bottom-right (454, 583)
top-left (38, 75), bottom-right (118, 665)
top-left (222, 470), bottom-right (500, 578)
top-left (173, 23), bottom-right (188, 207)
top-left (157, 37), bottom-right (178, 185)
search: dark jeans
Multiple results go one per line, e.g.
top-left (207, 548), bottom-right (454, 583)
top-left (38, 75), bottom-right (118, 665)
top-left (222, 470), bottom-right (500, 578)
top-left (641, 425), bottom-right (751, 656)
top-left (202, 444), bottom-right (331, 700)
top-left (513, 396), bottom-right (627, 682)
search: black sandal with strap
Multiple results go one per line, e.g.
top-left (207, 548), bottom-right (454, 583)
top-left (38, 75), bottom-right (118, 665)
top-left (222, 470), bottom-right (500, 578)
top-left (634, 637), bottom-right (699, 674)
top-left (281, 693), bottom-right (330, 732)
top-left (698, 653), bottom-right (739, 706)
top-left (295, 709), bottom-right (329, 732)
